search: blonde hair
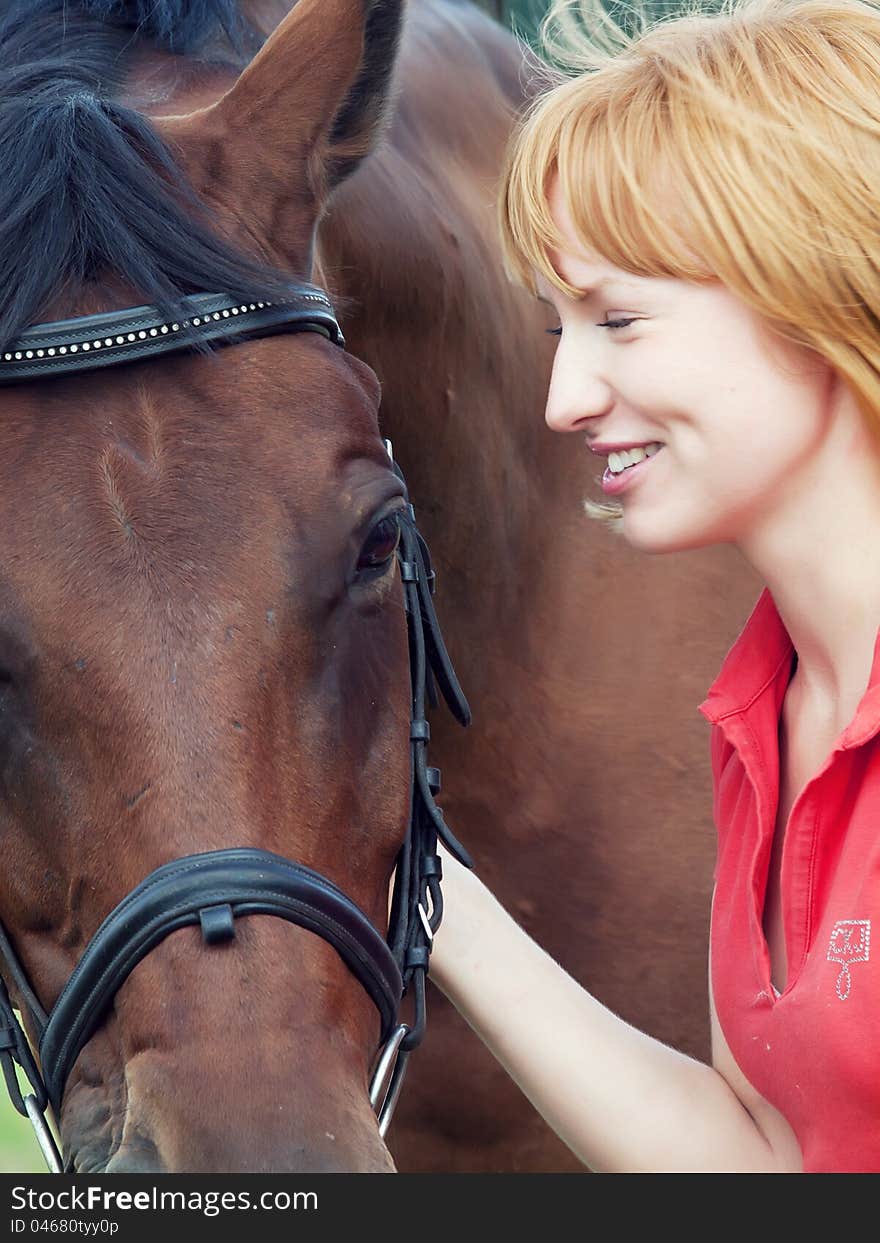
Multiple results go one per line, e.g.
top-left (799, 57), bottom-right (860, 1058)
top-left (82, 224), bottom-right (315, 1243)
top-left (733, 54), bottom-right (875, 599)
top-left (499, 0), bottom-right (880, 520)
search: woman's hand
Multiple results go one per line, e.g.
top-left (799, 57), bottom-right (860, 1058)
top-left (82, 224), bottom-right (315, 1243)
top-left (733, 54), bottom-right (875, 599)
top-left (385, 840), bottom-right (792, 1172)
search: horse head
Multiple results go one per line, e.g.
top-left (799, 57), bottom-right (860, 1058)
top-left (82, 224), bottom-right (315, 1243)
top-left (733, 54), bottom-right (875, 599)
top-left (0, 0), bottom-right (457, 1173)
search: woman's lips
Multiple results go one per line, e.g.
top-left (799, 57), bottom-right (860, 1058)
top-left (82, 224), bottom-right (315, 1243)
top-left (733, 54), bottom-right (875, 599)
top-left (600, 447), bottom-right (663, 495)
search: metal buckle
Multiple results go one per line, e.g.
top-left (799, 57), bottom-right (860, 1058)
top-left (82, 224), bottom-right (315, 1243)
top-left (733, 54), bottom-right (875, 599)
top-left (369, 1023), bottom-right (410, 1139)
top-left (23, 1094), bottom-right (63, 1172)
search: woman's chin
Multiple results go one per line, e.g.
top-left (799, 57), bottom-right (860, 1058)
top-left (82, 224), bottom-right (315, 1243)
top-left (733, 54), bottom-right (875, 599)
top-left (618, 511), bottom-right (718, 556)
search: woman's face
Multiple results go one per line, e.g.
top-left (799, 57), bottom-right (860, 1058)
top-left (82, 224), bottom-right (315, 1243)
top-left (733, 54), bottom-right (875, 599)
top-left (542, 177), bottom-right (838, 554)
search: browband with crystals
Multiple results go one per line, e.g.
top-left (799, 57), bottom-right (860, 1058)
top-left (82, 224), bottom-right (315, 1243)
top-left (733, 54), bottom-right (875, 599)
top-left (0, 286), bottom-right (344, 385)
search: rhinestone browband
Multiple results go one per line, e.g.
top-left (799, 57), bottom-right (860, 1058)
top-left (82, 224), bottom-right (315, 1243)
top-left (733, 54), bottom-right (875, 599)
top-left (0, 287), bottom-right (344, 385)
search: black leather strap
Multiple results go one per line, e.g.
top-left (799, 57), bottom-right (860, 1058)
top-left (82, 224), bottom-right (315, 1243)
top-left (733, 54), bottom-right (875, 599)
top-left (0, 973), bottom-right (49, 1117)
top-left (385, 505), bottom-right (472, 1053)
top-left (0, 287), bottom-right (343, 385)
top-left (39, 849), bottom-right (402, 1114)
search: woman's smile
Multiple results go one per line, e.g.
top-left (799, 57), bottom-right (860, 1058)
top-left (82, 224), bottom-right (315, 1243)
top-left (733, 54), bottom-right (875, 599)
top-left (599, 443), bottom-right (665, 495)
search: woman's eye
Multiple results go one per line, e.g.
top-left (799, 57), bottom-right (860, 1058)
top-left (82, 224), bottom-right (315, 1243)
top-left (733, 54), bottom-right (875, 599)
top-left (545, 317), bottom-right (638, 337)
top-left (356, 513), bottom-right (402, 573)
top-left (597, 317), bottom-right (638, 331)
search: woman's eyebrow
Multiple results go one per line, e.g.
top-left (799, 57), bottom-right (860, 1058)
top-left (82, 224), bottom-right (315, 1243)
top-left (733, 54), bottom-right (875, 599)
top-left (535, 277), bottom-right (640, 306)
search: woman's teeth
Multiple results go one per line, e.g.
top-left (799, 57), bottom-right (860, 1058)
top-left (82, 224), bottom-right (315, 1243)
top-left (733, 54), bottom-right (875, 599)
top-left (607, 442), bottom-right (663, 475)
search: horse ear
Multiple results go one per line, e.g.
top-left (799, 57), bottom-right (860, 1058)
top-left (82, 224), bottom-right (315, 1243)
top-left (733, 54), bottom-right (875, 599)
top-left (157, 0), bottom-right (404, 272)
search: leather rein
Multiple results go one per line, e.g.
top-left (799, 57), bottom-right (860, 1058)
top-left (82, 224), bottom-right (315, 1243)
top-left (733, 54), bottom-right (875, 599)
top-left (0, 283), bottom-right (473, 1171)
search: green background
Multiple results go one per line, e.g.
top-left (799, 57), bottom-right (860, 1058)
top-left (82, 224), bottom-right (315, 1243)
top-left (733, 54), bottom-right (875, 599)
top-left (1, 1075), bottom-right (45, 1173)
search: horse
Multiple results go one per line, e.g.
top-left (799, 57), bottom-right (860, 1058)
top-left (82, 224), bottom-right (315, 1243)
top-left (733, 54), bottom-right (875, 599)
top-left (0, 0), bottom-right (762, 1173)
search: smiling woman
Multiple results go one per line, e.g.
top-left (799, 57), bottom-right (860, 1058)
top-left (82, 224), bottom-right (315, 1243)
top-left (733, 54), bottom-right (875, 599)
top-left (503, 0), bottom-right (880, 530)
top-left (533, 181), bottom-right (844, 554)
top-left (425, 0), bottom-right (880, 1173)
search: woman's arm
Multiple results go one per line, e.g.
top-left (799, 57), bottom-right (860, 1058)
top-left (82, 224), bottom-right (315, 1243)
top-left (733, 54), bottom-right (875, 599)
top-left (428, 850), bottom-right (801, 1173)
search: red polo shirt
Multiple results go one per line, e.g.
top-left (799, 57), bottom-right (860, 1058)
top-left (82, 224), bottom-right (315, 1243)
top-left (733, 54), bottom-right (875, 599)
top-left (698, 588), bottom-right (880, 1172)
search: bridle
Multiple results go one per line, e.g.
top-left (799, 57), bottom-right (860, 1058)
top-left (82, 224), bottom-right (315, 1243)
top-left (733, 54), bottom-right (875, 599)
top-left (0, 283), bottom-right (473, 1172)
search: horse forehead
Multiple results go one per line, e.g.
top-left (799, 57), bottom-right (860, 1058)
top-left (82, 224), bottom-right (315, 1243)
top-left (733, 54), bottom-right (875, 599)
top-left (0, 334), bottom-right (383, 493)
top-left (0, 341), bottom-right (389, 630)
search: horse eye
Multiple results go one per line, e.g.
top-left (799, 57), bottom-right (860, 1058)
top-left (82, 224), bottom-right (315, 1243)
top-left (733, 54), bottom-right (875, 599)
top-left (356, 513), bottom-right (401, 574)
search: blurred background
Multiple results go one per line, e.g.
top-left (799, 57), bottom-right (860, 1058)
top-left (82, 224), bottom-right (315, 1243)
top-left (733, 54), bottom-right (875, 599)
top-left (1, 1073), bottom-right (44, 1172)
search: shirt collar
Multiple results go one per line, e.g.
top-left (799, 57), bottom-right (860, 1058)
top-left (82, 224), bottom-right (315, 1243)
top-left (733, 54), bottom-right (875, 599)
top-left (698, 588), bottom-right (793, 724)
top-left (699, 587), bottom-right (880, 750)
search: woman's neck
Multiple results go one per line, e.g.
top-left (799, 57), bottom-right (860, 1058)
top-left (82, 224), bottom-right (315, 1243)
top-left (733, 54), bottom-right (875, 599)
top-left (740, 393), bottom-right (880, 712)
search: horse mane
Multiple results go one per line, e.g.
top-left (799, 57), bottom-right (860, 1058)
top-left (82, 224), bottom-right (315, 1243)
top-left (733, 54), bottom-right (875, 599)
top-left (0, 0), bottom-right (295, 353)
top-left (45, 0), bottom-right (258, 55)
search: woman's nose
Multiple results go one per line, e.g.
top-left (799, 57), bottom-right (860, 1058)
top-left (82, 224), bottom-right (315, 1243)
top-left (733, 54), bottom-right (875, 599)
top-left (543, 344), bottom-right (613, 434)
